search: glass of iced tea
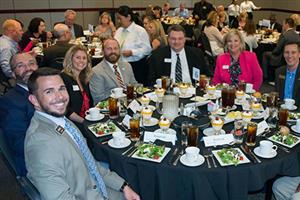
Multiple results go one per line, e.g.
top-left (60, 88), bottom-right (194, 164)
top-left (129, 115), bottom-right (140, 141)
top-left (278, 108), bottom-right (288, 126)
top-left (267, 92), bottom-right (279, 107)
top-left (246, 122), bottom-right (257, 146)
top-left (108, 97), bottom-right (119, 119)
top-left (187, 125), bottom-right (199, 146)
top-left (199, 75), bottom-right (208, 90)
top-left (238, 80), bottom-right (246, 92)
top-left (126, 84), bottom-right (134, 102)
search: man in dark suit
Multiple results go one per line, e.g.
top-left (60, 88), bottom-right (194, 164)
top-left (192, 0), bottom-right (215, 21)
top-left (0, 52), bottom-right (38, 176)
top-left (270, 14), bottom-right (282, 33)
top-left (275, 41), bottom-right (300, 106)
top-left (148, 24), bottom-right (209, 85)
top-left (57, 9), bottom-right (84, 38)
top-left (262, 18), bottom-right (300, 80)
top-left (42, 23), bottom-right (73, 70)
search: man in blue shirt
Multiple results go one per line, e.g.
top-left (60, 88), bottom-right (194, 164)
top-left (275, 41), bottom-right (300, 106)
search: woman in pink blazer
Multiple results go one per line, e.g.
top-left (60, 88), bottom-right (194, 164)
top-left (212, 29), bottom-right (263, 91)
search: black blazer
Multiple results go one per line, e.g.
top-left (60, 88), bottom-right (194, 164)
top-left (61, 73), bottom-right (93, 117)
top-left (275, 65), bottom-right (300, 106)
top-left (147, 46), bottom-right (209, 85)
top-left (56, 22), bottom-right (84, 38)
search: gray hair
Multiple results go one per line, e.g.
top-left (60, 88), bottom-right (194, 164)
top-left (64, 9), bottom-right (76, 18)
top-left (53, 23), bottom-right (69, 38)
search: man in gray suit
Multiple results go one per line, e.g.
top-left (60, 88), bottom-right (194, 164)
top-left (25, 68), bottom-right (140, 200)
top-left (90, 38), bottom-right (137, 103)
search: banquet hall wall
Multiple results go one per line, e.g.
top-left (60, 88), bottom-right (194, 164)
top-left (0, 0), bottom-right (299, 34)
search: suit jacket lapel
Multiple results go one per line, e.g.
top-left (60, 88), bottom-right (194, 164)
top-left (118, 62), bottom-right (128, 84)
top-left (185, 47), bottom-right (194, 82)
top-left (293, 65), bottom-right (300, 98)
top-left (164, 47), bottom-right (172, 76)
top-left (278, 70), bottom-right (285, 100)
top-left (103, 61), bottom-right (118, 86)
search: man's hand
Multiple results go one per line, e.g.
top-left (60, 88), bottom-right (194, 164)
top-left (122, 50), bottom-right (133, 57)
top-left (123, 185), bottom-right (140, 200)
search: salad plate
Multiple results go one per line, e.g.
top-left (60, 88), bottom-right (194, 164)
top-left (88, 121), bottom-right (121, 137)
top-left (96, 100), bottom-right (109, 111)
top-left (131, 143), bottom-right (171, 163)
top-left (268, 133), bottom-right (300, 148)
top-left (180, 154), bottom-right (205, 167)
top-left (212, 148), bottom-right (250, 166)
top-left (288, 112), bottom-right (300, 122)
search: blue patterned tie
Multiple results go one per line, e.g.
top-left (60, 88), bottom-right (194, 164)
top-left (175, 54), bottom-right (182, 83)
top-left (64, 119), bottom-right (108, 199)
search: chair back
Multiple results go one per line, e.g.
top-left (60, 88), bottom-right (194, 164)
top-left (48, 57), bottom-right (64, 70)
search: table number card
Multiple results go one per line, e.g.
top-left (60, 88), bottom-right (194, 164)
top-left (122, 114), bottom-right (132, 128)
top-left (144, 131), bottom-right (177, 145)
top-left (128, 100), bottom-right (141, 113)
top-left (257, 120), bottom-right (269, 136)
top-left (203, 134), bottom-right (235, 147)
top-left (192, 67), bottom-right (200, 81)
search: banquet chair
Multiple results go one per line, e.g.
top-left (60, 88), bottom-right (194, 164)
top-left (48, 57), bottom-right (64, 70)
top-left (0, 128), bottom-right (41, 200)
top-left (0, 69), bottom-right (13, 95)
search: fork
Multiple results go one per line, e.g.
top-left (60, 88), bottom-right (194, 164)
top-left (208, 148), bottom-right (217, 168)
top-left (127, 141), bottom-right (141, 157)
top-left (204, 154), bottom-right (212, 168)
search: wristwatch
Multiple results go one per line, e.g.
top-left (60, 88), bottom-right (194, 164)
top-left (120, 181), bottom-right (129, 192)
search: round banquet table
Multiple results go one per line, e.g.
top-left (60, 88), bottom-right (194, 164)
top-left (83, 96), bottom-right (300, 200)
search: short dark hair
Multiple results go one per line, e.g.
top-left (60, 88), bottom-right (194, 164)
top-left (28, 68), bottom-right (61, 94)
top-left (285, 18), bottom-right (295, 28)
top-left (117, 6), bottom-right (134, 22)
top-left (28, 17), bottom-right (45, 33)
top-left (167, 24), bottom-right (186, 36)
top-left (284, 41), bottom-right (300, 51)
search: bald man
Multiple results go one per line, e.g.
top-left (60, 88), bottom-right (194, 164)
top-left (42, 23), bottom-right (73, 70)
top-left (0, 19), bottom-right (23, 79)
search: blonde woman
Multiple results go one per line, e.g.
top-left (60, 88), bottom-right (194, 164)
top-left (290, 14), bottom-right (300, 31)
top-left (61, 45), bottom-right (93, 125)
top-left (94, 12), bottom-right (116, 39)
top-left (146, 19), bottom-right (167, 50)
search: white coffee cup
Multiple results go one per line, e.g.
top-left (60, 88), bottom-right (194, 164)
top-left (185, 147), bottom-right (200, 163)
top-left (245, 83), bottom-right (253, 93)
top-left (156, 79), bottom-right (162, 88)
top-left (111, 87), bottom-right (123, 98)
top-left (85, 107), bottom-right (100, 119)
top-left (296, 119), bottom-right (300, 132)
top-left (112, 132), bottom-right (125, 146)
top-left (259, 140), bottom-right (277, 155)
top-left (284, 98), bottom-right (295, 109)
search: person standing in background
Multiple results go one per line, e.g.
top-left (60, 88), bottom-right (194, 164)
top-left (228, 0), bottom-right (240, 28)
top-left (192, 0), bottom-right (215, 21)
top-left (239, 0), bottom-right (261, 20)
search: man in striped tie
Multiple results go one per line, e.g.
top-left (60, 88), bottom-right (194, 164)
top-left (25, 68), bottom-right (140, 200)
top-left (90, 38), bottom-right (137, 103)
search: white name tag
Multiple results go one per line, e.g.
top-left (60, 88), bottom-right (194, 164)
top-left (203, 134), bottom-right (235, 147)
top-left (164, 58), bottom-right (171, 63)
top-left (143, 131), bottom-right (177, 145)
top-left (192, 67), bottom-right (200, 81)
top-left (222, 65), bottom-right (229, 70)
top-left (72, 85), bottom-right (80, 91)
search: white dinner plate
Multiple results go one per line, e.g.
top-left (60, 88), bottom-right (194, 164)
top-left (108, 138), bottom-right (131, 149)
top-left (180, 154), bottom-right (205, 167)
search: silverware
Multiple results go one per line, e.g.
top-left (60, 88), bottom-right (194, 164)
top-left (122, 145), bottom-right (135, 155)
top-left (168, 147), bottom-right (178, 165)
top-left (208, 148), bottom-right (217, 168)
top-left (117, 121), bottom-right (128, 132)
top-left (127, 141), bottom-right (141, 157)
top-left (277, 145), bottom-right (290, 153)
top-left (248, 148), bottom-right (261, 163)
top-left (242, 144), bottom-right (261, 163)
top-left (173, 150), bottom-right (184, 166)
top-left (240, 145), bottom-right (255, 163)
top-left (204, 154), bottom-right (212, 168)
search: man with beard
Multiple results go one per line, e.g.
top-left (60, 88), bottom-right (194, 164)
top-left (90, 38), bottom-right (137, 103)
top-left (25, 68), bottom-right (140, 200)
top-left (0, 52), bottom-right (38, 176)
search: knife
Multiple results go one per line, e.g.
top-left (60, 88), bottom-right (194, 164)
top-left (240, 145), bottom-right (255, 163)
top-left (173, 149), bottom-right (184, 166)
top-left (168, 147), bottom-right (178, 165)
top-left (248, 148), bottom-right (261, 163)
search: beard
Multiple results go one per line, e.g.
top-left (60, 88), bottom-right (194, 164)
top-left (104, 52), bottom-right (120, 63)
top-left (39, 99), bottom-right (69, 118)
top-left (15, 70), bottom-right (34, 85)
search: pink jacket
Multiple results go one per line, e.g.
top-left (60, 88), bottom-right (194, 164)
top-left (212, 51), bottom-right (263, 90)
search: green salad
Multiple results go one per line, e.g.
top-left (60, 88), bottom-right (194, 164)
top-left (96, 100), bottom-right (109, 110)
top-left (271, 133), bottom-right (299, 146)
top-left (136, 144), bottom-right (165, 160)
top-left (217, 148), bottom-right (244, 166)
top-left (288, 112), bottom-right (300, 121)
top-left (91, 122), bottom-right (116, 135)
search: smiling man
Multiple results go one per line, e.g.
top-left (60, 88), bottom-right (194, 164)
top-left (275, 41), bottom-right (300, 106)
top-left (25, 68), bottom-right (140, 200)
top-left (148, 24), bottom-right (209, 85)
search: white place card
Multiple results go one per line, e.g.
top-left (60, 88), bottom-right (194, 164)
top-left (143, 131), bottom-right (177, 145)
top-left (257, 120), bottom-right (269, 136)
top-left (203, 134), bottom-right (235, 147)
top-left (192, 67), bottom-right (200, 81)
top-left (122, 114), bottom-right (131, 128)
top-left (128, 100), bottom-right (141, 113)
top-left (144, 92), bottom-right (157, 101)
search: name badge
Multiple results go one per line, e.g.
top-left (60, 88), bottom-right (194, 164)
top-left (222, 65), bottom-right (229, 70)
top-left (164, 58), bottom-right (171, 63)
top-left (72, 85), bottom-right (80, 91)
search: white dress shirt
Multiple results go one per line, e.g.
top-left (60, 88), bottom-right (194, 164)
top-left (114, 22), bottom-right (151, 62)
top-left (240, 1), bottom-right (258, 13)
top-left (106, 60), bottom-right (125, 84)
top-left (228, 4), bottom-right (240, 17)
top-left (170, 48), bottom-right (191, 83)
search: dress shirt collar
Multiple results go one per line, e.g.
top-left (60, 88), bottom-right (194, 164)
top-left (17, 83), bottom-right (28, 91)
top-left (37, 111), bottom-right (65, 128)
top-left (105, 59), bottom-right (118, 71)
top-left (124, 21), bottom-right (136, 33)
top-left (2, 34), bottom-right (18, 47)
top-left (171, 48), bottom-right (184, 56)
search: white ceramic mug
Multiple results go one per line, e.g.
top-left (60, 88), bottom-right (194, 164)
top-left (85, 107), bottom-right (100, 119)
top-left (296, 119), bottom-right (300, 132)
top-left (259, 140), bottom-right (277, 155)
top-left (284, 98), bottom-right (295, 109)
top-left (185, 146), bottom-right (200, 163)
top-left (111, 88), bottom-right (123, 98)
top-left (112, 132), bottom-right (125, 146)
top-left (245, 83), bottom-right (253, 93)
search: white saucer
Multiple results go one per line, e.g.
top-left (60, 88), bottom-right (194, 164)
top-left (108, 138), bottom-right (131, 148)
top-left (143, 118), bottom-right (159, 127)
top-left (154, 128), bottom-right (176, 135)
top-left (253, 147), bottom-right (277, 158)
top-left (252, 112), bottom-right (264, 119)
top-left (180, 154), bottom-right (205, 167)
top-left (291, 125), bottom-right (300, 134)
top-left (179, 93), bottom-right (193, 99)
top-left (203, 94), bottom-right (219, 100)
top-left (203, 127), bottom-right (226, 136)
top-left (110, 93), bottom-right (126, 99)
top-left (281, 104), bottom-right (297, 111)
top-left (85, 114), bottom-right (105, 121)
